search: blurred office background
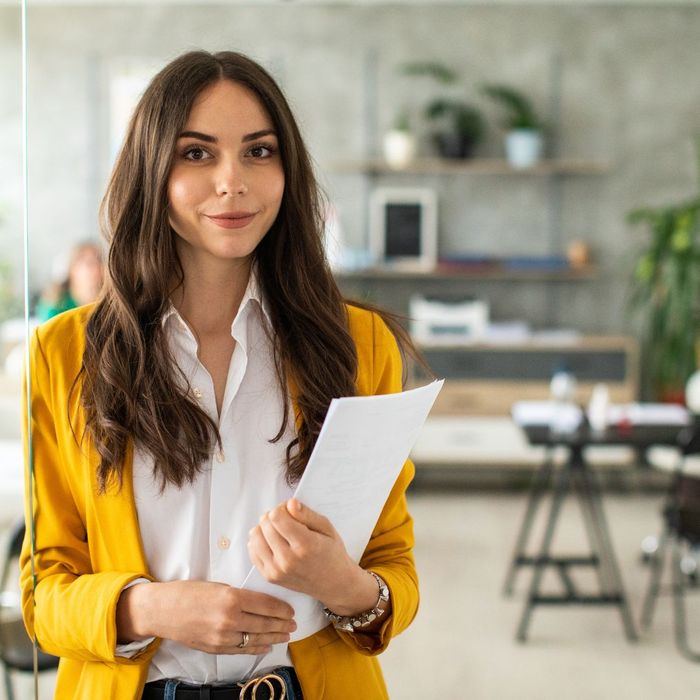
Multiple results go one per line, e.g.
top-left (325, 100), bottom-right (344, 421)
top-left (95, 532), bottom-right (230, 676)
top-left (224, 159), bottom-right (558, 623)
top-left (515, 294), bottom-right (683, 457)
top-left (2, 1), bottom-right (700, 698)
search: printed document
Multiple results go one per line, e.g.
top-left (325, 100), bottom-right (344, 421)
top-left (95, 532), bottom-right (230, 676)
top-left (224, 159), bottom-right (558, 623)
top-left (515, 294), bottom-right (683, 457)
top-left (241, 380), bottom-right (443, 641)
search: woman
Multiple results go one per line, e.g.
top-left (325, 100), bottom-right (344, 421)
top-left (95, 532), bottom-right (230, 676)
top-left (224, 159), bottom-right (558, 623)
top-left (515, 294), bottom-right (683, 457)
top-left (34, 241), bottom-right (104, 321)
top-left (21, 51), bottom-right (419, 700)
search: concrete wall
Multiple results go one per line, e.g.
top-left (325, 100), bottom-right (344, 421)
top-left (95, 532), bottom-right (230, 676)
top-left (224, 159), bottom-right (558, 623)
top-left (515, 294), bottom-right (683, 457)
top-left (1, 2), bottom-right (699, 331)
top-left (0, 8), bottom-right (22, 305)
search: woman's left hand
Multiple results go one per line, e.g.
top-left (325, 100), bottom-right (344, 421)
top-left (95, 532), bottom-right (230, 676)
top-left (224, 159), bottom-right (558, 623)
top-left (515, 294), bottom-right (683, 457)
top-left (248, 499), bottom-right (377, 615)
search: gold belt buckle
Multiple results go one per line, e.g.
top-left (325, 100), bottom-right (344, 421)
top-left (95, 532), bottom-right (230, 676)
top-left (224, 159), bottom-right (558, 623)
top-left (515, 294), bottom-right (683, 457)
top-left (237, 672), bottom-right (287, 700)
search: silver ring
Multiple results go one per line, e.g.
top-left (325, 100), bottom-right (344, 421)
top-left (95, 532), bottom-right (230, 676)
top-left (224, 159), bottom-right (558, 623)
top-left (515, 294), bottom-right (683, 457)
top-left (238, 631), bottom-right (250, 649)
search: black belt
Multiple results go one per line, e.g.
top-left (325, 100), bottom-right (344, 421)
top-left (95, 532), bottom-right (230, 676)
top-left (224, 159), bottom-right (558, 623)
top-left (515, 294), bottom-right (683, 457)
top-left (142, 667), bottom-right (301, 700)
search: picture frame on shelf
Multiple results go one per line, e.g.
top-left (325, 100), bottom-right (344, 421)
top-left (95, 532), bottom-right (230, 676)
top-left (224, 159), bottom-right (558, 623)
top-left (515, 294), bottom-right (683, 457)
top-left (369, 187), bottom-right (438, 270)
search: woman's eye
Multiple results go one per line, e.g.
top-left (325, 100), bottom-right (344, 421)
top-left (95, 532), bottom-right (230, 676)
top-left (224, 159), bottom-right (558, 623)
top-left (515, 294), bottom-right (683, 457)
top-left (248, 144), bottom-right (275, 159)
top-left (182, 146), bottom-right (211, 161)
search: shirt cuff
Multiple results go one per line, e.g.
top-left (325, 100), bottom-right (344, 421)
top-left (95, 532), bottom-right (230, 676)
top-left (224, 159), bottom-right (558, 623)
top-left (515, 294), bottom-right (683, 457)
top-left (115, 578), bottom-right (157, 658)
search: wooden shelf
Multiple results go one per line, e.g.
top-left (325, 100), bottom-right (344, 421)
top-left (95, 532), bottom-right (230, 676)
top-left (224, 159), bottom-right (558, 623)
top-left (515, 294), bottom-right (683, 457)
top-left (327, 158), bottom-right (611, 176)
top-left (411, 335), bottom-right (640, 416)
top-left (334, 265), bottom-right (598, 282)
top-left (414, 334), bottom-right (637, 351)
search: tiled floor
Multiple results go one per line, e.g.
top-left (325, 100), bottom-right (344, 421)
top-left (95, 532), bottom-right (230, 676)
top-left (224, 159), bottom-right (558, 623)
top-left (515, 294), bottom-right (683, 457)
top-left (381, 490), bottom-right (700, 700)
top-left (3, 490), bottom-right (699, 699)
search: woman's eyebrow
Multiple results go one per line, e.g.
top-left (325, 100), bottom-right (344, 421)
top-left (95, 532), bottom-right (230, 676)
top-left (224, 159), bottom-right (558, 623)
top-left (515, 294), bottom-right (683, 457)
top-left (242, 129), bottom-right (277, 142)
top-left (177, 129), bottom-right (277, 143)
top-left (178, 130), bottom-right (216, 142)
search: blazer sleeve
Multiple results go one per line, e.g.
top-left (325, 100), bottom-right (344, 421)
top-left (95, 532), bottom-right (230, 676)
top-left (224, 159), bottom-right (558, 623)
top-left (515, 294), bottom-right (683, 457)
top-left (19, 328), bottom-right (157, 664)
top-left (337, 312), bottom-right (419, 656)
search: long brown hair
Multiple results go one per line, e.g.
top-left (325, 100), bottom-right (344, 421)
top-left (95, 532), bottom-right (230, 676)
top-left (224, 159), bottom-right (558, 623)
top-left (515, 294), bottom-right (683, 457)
top-left (80, 50), bottom-right (417, 493)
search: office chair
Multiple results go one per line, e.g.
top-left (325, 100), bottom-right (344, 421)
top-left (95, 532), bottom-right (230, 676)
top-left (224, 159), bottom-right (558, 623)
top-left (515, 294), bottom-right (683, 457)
top-left (640, 425), bottom-right (700, 662)
top-left (0, 519), bottom-right (59, 700)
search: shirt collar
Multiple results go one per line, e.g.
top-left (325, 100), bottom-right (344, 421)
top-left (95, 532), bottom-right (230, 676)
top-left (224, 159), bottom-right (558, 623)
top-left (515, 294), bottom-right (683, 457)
top-left (240, 264), bottom-right (272, 326)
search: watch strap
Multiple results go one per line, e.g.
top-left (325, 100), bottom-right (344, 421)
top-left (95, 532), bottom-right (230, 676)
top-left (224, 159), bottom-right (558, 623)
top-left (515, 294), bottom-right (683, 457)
top-left (323, 571), bottom-right (390, 633)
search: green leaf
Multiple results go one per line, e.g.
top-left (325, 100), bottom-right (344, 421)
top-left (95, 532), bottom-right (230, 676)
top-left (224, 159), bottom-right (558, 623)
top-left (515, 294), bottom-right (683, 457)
top-left (480, 83), bottom-right (540, 130)
top-left (400, 61), bottom-right (458, 84)
top-left (628, 195), bottom-right (700, 394)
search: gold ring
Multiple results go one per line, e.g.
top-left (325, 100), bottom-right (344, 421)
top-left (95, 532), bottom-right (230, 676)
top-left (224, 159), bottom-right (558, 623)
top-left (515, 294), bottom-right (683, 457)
top-left (237, 631), bottom-right (250, 649)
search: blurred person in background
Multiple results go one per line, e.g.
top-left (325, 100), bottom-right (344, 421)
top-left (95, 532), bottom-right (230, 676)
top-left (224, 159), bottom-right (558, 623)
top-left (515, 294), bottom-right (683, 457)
top-left (35, 241), bottom-right (104, 321)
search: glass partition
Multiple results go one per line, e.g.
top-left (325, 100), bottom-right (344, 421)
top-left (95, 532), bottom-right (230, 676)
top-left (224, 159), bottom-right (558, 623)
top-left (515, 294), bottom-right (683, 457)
top-left (14, 2), bottom-right (700, 698)
top-left (0, 3), bottom-right (26, 520)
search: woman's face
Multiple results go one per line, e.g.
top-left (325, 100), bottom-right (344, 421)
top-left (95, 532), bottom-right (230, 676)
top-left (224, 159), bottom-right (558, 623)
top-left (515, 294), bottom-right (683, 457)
top-left (167, 79), bottom-right (285, 268)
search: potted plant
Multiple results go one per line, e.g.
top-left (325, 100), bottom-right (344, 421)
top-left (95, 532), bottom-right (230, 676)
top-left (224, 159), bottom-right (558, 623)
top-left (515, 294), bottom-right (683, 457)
top-left (399, 61), bottom-right (485, 160)
top-left (424, 99), bottom-right (484, 159)
top-left (629, 197), bottom-right (700, 401)
top-left (481, 83), bottom-right (544, 168)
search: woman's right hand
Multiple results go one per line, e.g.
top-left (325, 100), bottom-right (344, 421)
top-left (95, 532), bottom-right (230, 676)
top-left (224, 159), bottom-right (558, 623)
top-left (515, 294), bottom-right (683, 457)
top-left (116, 580), bottom-right (296, 655)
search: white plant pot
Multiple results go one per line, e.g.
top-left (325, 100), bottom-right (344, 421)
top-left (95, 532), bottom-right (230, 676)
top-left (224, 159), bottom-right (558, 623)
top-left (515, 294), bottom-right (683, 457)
top-left (505, 129), bottom-right (543, 169)
top-left (382, 130), bottom-right (416, 170)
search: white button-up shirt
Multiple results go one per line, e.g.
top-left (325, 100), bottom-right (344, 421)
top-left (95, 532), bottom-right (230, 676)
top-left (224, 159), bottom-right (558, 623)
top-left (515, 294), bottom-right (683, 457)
top-left (119, 272), bottom-right (297, 684)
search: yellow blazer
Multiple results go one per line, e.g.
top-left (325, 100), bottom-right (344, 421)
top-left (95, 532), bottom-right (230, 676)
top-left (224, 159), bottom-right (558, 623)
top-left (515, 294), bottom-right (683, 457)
top-left (20, 303), bottom-right (418, 700)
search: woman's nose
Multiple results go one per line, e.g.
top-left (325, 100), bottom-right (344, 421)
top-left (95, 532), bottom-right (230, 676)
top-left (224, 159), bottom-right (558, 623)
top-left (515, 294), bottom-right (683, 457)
top-left (215, 161), bottom-right (248, 196)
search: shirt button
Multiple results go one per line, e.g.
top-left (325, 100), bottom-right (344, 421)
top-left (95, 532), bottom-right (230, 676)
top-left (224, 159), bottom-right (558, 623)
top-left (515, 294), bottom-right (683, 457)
top-left (192, 387), bottom-right (203, 399)
top-left (215, 449), bottom-right (225, 463)
top-left (218, 536), bottom-right (230, 550)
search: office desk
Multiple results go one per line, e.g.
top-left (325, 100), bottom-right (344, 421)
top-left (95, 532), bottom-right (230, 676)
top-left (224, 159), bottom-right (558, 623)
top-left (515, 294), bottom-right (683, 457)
top-left (506, 416), bottom-right (686, 643)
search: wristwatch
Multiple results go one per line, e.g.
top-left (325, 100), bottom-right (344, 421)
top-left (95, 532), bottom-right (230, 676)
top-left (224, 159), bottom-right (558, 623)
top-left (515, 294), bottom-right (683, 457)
top-left (323, 571), bottom-right (390, 633)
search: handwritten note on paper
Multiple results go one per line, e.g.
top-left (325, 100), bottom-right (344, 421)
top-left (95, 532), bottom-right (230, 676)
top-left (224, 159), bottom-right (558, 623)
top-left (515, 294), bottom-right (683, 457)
top-left (241, 380), bottom-right (443, 641)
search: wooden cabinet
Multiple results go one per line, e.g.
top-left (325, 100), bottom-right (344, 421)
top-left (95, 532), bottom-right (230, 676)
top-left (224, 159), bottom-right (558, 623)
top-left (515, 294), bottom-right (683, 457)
top-left (411, 336), bottom-right (638, 416)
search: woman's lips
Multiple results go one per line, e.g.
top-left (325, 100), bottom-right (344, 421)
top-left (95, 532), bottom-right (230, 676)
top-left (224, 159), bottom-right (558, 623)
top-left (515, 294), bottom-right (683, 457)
top-left (205, 213), bottom-right (257, 229)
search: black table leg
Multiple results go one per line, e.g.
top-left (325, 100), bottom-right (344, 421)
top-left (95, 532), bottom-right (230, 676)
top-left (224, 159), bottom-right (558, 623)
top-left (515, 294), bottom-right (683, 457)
top-left (570, 453), bottom-right (614, 596)
top-left (575, 456), bottom-right (638, 641)
top-left (515, 445), bottom-right (638, 643)
top-left (516, 461), bottom-right (571, 642)
top-left (503, 450), bottom-right (555, 596)
top-left (640, 525), bottom-right (669, 630)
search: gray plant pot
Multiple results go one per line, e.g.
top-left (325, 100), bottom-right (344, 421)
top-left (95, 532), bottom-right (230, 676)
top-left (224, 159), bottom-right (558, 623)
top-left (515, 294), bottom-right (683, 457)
top-left (433, 132), bottom-right (477, 159)
top-left (505, 129), bottom-right (543, 168)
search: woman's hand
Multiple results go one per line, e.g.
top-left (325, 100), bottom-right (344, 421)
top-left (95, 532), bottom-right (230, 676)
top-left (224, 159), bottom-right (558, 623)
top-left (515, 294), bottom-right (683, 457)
top-left (116, 581), bottom-right (296, 655)
top-left (247, 499), bottom-right (380, 617)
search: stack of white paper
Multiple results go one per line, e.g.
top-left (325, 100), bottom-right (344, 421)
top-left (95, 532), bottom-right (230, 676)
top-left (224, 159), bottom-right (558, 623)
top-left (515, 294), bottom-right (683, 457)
top-left (606, 403), bottom-right (690, 426)
top-left (511, 400), bottom-right (583, 428)
top-left (242, 380), bottom-right (444, 642)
